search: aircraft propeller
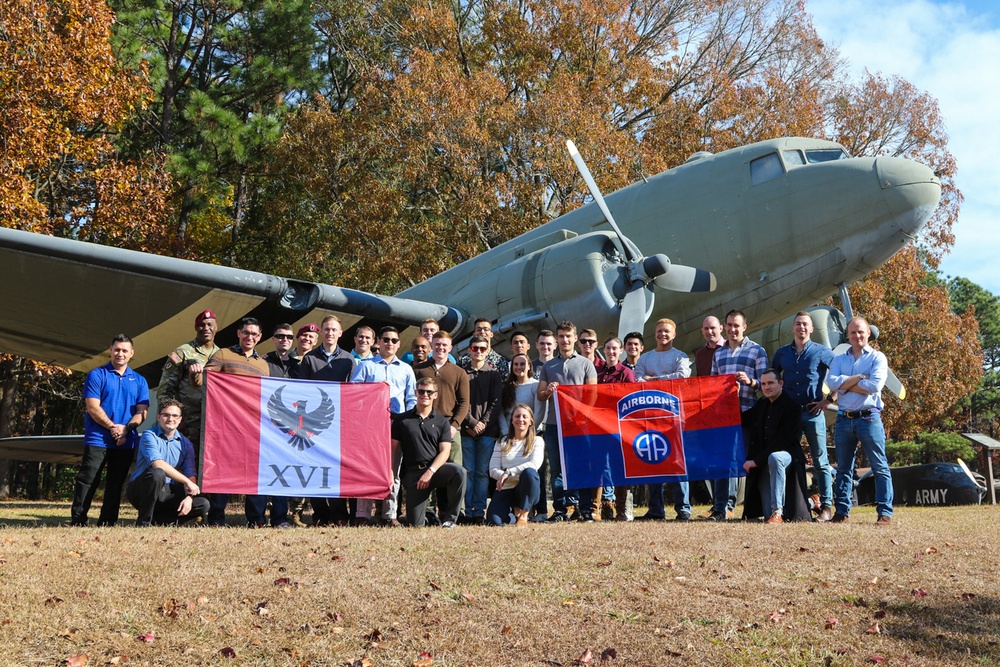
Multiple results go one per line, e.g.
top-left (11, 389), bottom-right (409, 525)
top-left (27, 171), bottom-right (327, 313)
top-left (566, 140), bottom-right (716, 337)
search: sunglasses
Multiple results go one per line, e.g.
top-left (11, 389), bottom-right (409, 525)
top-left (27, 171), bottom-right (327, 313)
top-left (579, 339), bottom-right (598, 345)
top-left (470, 345), bottom-right (488, 352)
top-left (273, 334), bottom-right (293, 340)
top-left (382, 337), bottom-right (400, 344)
top-left (416, 389), bottom-right (437, 396)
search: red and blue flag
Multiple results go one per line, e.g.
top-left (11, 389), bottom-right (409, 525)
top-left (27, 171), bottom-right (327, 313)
top-left (555, 376), bottom-right (744, 489)
top-left (202, 372), bottom-right (392, 498)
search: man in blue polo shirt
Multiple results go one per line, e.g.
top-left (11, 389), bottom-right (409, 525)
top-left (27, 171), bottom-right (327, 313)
top-left (126, 398), bottom-right (208, 526)
top-left (71, 334), bottom-right (150, 526)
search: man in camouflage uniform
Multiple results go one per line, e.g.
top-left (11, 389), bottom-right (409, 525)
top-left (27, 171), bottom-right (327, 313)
top-left (158, 309), bottom-right (219, 456)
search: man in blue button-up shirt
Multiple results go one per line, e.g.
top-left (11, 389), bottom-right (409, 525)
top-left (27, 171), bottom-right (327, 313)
top-left (772, 312), bottom-right (836, 521)
top-left (826, 317), bottom-right (893, 524)
top-left (126, 399), bottom-right (208, 526)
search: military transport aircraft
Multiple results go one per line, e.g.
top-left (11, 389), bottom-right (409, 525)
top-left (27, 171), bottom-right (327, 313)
top-left (0, 136), bottom-right (941, 463)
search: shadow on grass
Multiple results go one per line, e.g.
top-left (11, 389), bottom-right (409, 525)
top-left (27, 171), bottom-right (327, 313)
top-left (886, 595), bottom-right (1000, 661)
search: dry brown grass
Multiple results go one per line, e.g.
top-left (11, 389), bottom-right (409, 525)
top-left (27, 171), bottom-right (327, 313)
top-left (1, 502), bottom-right (998, 666)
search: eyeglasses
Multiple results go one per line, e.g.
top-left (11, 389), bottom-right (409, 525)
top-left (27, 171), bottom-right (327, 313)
top-left (159, 412), bottom-right (182, 419)
top-left (239, 331), bottom-right (261, 338)
top-left (381, 337), bottom-right (400, 344)
top-left (416, 389), bottom-right (437, 396)
top-left (474, 326), bottom-right (492, 332)
top-left (470, 345), bottom-right (488, 352)
top-left (579, 339), bottom-right (598, 345)
top-left (273, 334), bottom-right (293, 340)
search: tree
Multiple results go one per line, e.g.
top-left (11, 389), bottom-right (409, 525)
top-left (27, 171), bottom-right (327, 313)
top-left (111, 0), bottom-right (320, 247)
top-left (0, 0), bottom-right (174, 249)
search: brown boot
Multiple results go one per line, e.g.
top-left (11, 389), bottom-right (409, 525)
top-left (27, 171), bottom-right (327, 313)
top-left (513, 509), bottom-right (529, 526)
top-left (615, 495), bottom-right (629, 521)
top-left (765, 511), bottom-right (783, 524)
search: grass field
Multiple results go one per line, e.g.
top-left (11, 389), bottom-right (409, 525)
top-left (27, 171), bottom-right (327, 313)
top-left (1, 501), bottom-right (998, 666)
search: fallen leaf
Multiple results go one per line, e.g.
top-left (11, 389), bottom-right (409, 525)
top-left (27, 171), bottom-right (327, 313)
top-left (869, 577), bottom-right (878, 585)
top-left (824, 618), bottom-right (838, 630)
top-left (912, 588), bottom-right (927, 598)
top-left (666, 649), bottom-right (683, 657)
top-left (600, 647), bottom-right (617, 661)
top-left (413, 649), bottom-right (433, 666)
top-left (65, 654), bottom-right (88, 666)
top-left (76, 590), bottom-right (89, 598)
top-left (865, 622), bottom-right (882, 635)
top-left (501, 625), bottom-right (512, 634)
top-left (597, 560), bottom-right (612, 567)
top-left (274, 577), bottom-right (292, 587)
top-left (562, 599), bottom-right (576, 606)
top-left (136, 632), bottom-right (155, 643)
top-left (868, 655), bottom-right (885, 663)
top-left (461, 592), bottom-right (475, 602)
top-left (197, 595), bottom-right (209, 605)
top-left (769, 609), bottom-right (785, 623)
top-left (219, 647), bottom-right (237, 658)
top-left (45, 596), bottom-right (64, 607)
top-left (365, 628), bottom-right (383, 643)
top-left (961, 592), bottom-right (976, 600)
top-left (58, 628), bottom-right (79, 639)
top-left (428, 581), bottom-right (442, 591)
top-left (874, 610), bottom-right (887, 619)
top-left (575, 648), bottom-right (593, 664)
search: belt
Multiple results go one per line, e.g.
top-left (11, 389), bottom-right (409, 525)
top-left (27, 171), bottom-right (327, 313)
top-left (838, 410), bottom-right (873, 419)
top-left (404, 463), bottom-right (433, 472)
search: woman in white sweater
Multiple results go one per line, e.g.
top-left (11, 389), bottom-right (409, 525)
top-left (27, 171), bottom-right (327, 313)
top-left (487, 404), bottom-right (545, 526)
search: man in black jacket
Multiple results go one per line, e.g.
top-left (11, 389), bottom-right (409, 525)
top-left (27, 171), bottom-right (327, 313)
top-left (742, 369), bottom-right (812, 523)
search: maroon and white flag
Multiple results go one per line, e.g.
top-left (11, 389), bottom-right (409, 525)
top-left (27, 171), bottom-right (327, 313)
top-left (202, 372), bottom-right (392, 498)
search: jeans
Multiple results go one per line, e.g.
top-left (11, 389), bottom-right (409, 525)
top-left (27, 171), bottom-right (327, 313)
top-left (487, 468), bottom-right (541, 525)
top-left (801, 410), bottom-right (833, 508)
top-left (758, 451), bottom-right (793, 515)
top-left (462, 434), bottom-right (495, 518)
top-left (647, 482), bottom-right (690, 518)
top-left (543, 429), bottom-right (578, 513)
top-left (834, 413), bottom-right (893, 518)
top-left (71, 446), bottom-right (134, 526)
top-left (245, 495), bottom-right (289, 526)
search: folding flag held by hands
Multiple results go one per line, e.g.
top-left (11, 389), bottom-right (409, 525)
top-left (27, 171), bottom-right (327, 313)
top-left (555, 376), bottom-right (744, 490)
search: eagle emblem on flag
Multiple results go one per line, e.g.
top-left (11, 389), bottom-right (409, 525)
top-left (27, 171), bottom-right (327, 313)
top-left (266, 386), bottom-right (336, 451)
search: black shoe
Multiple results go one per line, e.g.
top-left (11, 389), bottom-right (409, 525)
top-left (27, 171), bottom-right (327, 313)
top-left (703, 510), bottom-right (727, 522)
top-left (675, 514), bottom-right (691, 522)
top-left (634, 513), bottom-right (666, 521)
top-left (546, 512), bottom-right (570, 523)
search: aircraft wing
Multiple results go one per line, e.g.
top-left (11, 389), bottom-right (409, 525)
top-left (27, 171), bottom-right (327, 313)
top-left (0, 436), bottom-right (84, 465)
top-left (0, 228), bottom-right (464, 382)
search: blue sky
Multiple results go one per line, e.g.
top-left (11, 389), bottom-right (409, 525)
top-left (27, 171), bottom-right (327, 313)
top-left (808, 0), bottom-right (1000, 294)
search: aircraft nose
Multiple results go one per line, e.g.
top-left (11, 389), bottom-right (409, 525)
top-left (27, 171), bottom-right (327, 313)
top-left (874, 156), bottom-right (941, 236)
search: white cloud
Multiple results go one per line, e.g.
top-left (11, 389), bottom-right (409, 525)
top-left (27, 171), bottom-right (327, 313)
top-left (808, 0), bottom-right (1000, 291)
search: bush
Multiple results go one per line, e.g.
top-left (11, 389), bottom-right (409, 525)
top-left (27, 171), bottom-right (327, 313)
top-left (887, 432), bottom-right (975, 465)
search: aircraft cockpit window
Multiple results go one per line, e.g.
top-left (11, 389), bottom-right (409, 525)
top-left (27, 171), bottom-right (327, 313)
top-left (750, 153), bottom-right (783, 184)
top-left (782, 150), bottom-right (806, 166)
top-left (805, 148), bottom-right (849, 163)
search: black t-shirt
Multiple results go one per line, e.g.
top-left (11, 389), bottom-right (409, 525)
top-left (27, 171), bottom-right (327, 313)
top-left (391, 408), bottom-right (451, 466)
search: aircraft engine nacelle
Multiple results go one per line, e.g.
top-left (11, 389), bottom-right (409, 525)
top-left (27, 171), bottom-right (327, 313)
top-left (491, 231), bottom-right (650, 338)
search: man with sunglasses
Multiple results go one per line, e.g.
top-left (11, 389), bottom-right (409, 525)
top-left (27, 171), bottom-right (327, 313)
top-left (350, 325), bottom-right (417, 525)
top-left (126, 399), bottom-right (209, 526)
top-left (200, 317), bottom-right (271, 526)
top-left (392, 377), bottom-right (467, 528)
top-left (576, 328), bottom-right (605, 370)
top-left (458, 334), bottom-right (503, 523)
top-left (265, 323), bottom-right (302, 378)
top-left (457, 318), bottom-right (510, 381)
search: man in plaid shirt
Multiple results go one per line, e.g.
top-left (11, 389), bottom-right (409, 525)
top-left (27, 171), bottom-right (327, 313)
top-left (710, 309), bottom-right (768, 521)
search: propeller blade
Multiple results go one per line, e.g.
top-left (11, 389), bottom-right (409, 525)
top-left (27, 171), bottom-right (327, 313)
top-left (566, 140), bottom-right (636, 261)
top-left (617, 283), bottom-right (648, 339)
top-left (652, 264), bottom-right (717, 293)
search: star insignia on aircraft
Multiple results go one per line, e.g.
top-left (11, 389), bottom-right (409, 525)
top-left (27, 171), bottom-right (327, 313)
top-left (266, 386), bottom-right (336, 451)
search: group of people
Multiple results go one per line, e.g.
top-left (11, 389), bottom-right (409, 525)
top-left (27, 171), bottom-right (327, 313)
top-left (69, 306), bottom-right (894, 529)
